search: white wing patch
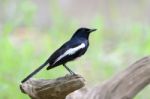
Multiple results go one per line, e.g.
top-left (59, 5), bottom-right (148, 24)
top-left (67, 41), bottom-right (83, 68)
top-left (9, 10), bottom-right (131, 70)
top-left (53, 43), bottom-right (85, 65)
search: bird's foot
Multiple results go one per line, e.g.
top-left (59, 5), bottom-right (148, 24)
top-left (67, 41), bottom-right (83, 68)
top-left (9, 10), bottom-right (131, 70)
top-left (70, 72), bottom-right (77, 75)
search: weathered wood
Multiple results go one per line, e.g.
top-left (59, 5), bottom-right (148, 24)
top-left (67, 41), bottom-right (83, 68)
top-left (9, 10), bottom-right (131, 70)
top-left (20, 56), bottom-right (150, 99)
top-left (20, 74), bottom-right (85, 99)
top-left (68, 56), bottom-right (150, 99)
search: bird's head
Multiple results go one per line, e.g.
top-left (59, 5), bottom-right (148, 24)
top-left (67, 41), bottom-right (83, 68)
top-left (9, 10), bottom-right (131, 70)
top-left (71, 28), bottom-right (97, 39)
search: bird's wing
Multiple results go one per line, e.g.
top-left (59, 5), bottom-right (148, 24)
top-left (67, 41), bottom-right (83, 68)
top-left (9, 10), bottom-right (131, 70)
top-left (48, 40), bottom-right (86, 66)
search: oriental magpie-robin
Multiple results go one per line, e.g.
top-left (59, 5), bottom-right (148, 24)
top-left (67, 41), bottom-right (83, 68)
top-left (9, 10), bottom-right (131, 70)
top-left (21, 28), bottom-right (96, 83)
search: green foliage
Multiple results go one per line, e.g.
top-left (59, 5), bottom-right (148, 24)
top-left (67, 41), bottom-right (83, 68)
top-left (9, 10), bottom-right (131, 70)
top-left (0, 1), bottom-right (150, 99)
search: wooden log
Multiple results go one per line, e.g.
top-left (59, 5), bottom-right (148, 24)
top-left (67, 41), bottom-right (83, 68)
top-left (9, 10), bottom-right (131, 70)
top-left (68, 56), bottom-right (150, 99)
top-left (20, 74), bottom-right (85, 99)
top-left (20, 56), bottom-right (150, 99)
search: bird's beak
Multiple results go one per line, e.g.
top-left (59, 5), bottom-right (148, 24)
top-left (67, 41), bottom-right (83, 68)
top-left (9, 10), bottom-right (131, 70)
top-left (89, 29), bottom-right (97, 33)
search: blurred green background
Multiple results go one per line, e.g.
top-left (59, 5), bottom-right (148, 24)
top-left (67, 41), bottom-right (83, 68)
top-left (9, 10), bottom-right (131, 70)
top-left (0, 0), bottom-right (150, 99)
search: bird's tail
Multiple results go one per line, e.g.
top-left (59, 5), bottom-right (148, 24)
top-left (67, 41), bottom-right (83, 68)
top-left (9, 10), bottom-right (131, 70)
top-left (21, 61), bottom-right (48, 83)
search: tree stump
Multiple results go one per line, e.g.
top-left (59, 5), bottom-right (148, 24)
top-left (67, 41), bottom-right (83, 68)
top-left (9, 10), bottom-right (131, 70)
top-left (20, 56), bottom-right (150, 99)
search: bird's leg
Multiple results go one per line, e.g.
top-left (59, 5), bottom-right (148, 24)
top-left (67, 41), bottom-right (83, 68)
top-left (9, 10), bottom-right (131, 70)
top-left (63, 64), bottom-right (75, 75)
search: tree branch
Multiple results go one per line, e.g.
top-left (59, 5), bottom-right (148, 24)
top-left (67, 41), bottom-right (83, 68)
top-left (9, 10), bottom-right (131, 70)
top-left (20, 56), bottom-right (150, 99)
top-left (20, 74), bottom-right (85, 99)
top-left (68, 56), bottom-right (150, 99)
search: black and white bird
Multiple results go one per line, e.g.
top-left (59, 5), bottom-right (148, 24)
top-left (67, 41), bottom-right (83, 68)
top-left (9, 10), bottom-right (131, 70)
top-left (21, 27), bottom-right (96, 83)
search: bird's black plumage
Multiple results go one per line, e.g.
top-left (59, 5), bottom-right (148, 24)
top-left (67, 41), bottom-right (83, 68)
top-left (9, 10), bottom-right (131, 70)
top-left (21, 28), bottom-right (96, 83)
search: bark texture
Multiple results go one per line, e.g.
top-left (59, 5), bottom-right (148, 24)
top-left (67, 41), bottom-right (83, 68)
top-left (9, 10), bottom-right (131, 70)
top-left (20, 74), bottom-right (85, 99)
top-left (20, 56), bottom-right (150, 99)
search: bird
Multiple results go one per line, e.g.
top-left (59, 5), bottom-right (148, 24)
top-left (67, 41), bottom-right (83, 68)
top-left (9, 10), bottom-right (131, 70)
top-left (21, 27), bottom-right (97, 83)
